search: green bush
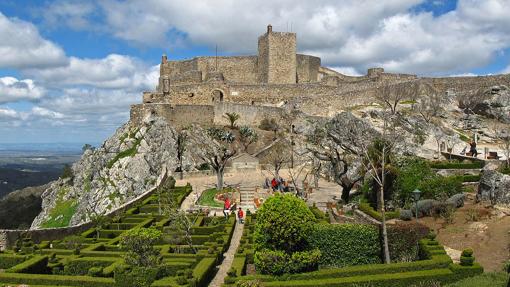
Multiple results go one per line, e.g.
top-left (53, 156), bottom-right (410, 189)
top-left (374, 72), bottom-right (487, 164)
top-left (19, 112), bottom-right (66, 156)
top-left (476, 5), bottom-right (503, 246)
top-left (88, 266), bottom-right (103, 277)
top-left (461, 248), bottom-right (474, 257)
top-left (430, 161), bottom-right (484, 169)
top-left (358, 202), bottom-right (400, 221)
top-left (307, 224), bottom-right (381, 267)
top-left (0, 272), bottom-right (115, 286)
top-left (120, 227), bottom-right (162, 268)
top-left (254, 194), bottom-right (315, 253)
top-left (460, 256), bottom-right (474, 266)
top-left (254, 249), bottom-right (321, 276)
top-left (114, 266), bottom-right (158, 287)
top-left (445, 272), bottom-right (508, 287)
top-left (418, 176), bottom-right (463, 200)
top-left (0, 254), bottom-right (27, 269)
top-left (63, 257), bottom-right (116, 276)
top-left (6, 255), bottom-right (49, 274)
top-left (387, 222), bottom-right (430, 262)
top-left (192, 257), bottom-right (217, 287)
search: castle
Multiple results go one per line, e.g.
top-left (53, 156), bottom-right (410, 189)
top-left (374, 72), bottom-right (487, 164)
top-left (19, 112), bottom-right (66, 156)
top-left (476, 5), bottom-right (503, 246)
top-left (130, 25), bottom-right (510, 127)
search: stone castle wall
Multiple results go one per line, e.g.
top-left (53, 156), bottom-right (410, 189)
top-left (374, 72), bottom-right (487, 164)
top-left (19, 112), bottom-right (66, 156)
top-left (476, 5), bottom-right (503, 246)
top-left (258, 31), bottom-right (297, 84)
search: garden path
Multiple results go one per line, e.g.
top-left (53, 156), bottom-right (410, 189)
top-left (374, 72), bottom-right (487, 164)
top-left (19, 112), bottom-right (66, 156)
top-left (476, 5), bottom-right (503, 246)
top-left (209, 219), bottom-right (245, 287)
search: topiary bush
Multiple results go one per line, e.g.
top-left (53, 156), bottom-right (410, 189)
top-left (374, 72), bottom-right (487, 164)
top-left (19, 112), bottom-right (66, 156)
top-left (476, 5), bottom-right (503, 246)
top-left (307, 224), bottom-right (381, 267)
top-left (460, 248), bottom-right (475, 266)
top-left (254, 194), bottom-right (315, 253)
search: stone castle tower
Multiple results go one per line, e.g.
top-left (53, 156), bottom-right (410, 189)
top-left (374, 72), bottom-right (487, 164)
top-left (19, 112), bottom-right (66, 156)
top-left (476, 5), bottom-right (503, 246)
top-left (257, 24), bottom-right (297, 84)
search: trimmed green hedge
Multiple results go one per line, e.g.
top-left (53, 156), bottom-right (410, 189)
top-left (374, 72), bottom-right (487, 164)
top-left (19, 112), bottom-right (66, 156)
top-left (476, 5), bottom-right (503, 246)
top-left (0, 273), bottom-right (115, 287)
top-left (430, 161), bottom-right (484, 169)
top-left (192, 257), bottom-right (217, 287)
top-left (63, 257), bottom-right (118, 276)
top-left (307, 224), bottom-right (381, 267)
top-left (7, 255), bottom-right (49, 274)
top-left (358, 203), bottom-right (400, 221)
top-left (231, 255), bottom-right (247, 277)
top-left (0, 254), bottom-right (27, 269)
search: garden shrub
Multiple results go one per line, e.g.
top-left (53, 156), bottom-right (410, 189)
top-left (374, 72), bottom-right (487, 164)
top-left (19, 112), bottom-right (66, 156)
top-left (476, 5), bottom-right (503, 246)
top-left (254, 194), bottom-right (315, 253)
top-left (192, 257), bottom-right (217, 287)
top-left (0, 254), bottom-right (27, 269)
top-left (358, 202), bottom-right (400, 221)
top-left (418, 176), bottom-right (463, 200)
top-left (88, 266), bottom-right (103, 277)
top-left (6, 255), bottom-right (49, 274)
top-left (307, 224), bottom-right (381, 267)
top-left (63, 257), bottom-right (116, 276)
top-left (387, 222), bottom-right (430, 262)
top-left (120, 227), bottom-right (162, 268)
top-left (254, 249), bottom-right (321, 276)
top-left (113, 265), bottom-right (158, 287)
top-left (429, 161), bottom-right (484, 169)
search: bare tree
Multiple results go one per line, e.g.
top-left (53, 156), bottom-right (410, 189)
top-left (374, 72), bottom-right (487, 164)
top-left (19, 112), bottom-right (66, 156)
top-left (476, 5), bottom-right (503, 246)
top-left (162, 194), bottom-right (200, 254)
top-left (314, 111), bottom-right (402, 263)
top-left (176, 130), bottom-right (188, 179)
top-left (193, 127), bottom-right (238, 191)
top-left (260, 140), bottom-right (292, 178)
top-left (306, 117), bottom-right (365, 204)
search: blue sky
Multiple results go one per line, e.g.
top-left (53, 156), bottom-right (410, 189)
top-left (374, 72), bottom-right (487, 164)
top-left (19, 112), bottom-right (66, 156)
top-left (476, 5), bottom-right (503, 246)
top-left (0, 0), bottom-right (509, 145)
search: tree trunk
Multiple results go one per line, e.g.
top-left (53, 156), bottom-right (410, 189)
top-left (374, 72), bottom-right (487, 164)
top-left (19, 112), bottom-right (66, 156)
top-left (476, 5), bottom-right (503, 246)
top-left (380, 184), bottom-right (391, 264)
top-left (341, 185), bottom-right (352, 203)
top-left (216, 169), bottom-right (224, 191)
top-left (380, 144), bottom-right (391, 264)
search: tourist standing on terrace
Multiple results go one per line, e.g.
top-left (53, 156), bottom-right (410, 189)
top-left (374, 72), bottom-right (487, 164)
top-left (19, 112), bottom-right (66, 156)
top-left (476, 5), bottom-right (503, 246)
top-left (223, 197), bottom-right (231, 220)
top-left (237, 207), bottom-right (244, 224)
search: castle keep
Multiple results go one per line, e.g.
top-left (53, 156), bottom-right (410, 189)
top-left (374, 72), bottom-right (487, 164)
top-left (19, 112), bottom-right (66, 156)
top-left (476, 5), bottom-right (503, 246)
top-left (130, 25), bottom-right (510, 127)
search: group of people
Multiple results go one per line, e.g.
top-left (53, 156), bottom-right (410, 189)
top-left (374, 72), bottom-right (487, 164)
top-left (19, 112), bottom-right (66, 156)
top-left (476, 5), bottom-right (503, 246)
top-left (223, 197), bottom-right (244, 224)
top-left (264, 177), bottom-right (290, 192)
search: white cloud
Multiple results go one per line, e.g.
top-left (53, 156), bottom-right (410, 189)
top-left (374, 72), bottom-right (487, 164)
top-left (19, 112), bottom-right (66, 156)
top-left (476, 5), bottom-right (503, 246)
top-left (40, 0), bottom-right (96, 30)
top-left (330, 67), bottom-right (362, 76)
top-left (0, 77), bottom-right (45, 104)
top-left (0, 12), bottom-right (68, 69)
top-left (0, 107), bottom-right (22, 119)
top-left (24, 54), bottom-right (159, 90)
top-left (31, 106), bottom-right (64, 119)
top-left (95, 0), bottom-right (510, 76)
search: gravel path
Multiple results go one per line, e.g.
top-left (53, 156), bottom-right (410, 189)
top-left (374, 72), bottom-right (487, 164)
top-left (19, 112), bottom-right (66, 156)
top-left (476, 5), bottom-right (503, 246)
top-left (209, 219), bottom-right (245, 287)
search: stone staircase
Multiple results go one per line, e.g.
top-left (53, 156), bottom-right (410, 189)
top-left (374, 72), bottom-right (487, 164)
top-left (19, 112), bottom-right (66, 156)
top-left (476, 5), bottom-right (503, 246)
top-left (238, 186), bottom-right (256, 212)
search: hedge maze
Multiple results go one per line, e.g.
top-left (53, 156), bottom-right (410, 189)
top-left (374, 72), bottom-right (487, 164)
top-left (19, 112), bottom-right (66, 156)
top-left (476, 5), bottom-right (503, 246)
top-left (0, 185), bottom-right (236, 287)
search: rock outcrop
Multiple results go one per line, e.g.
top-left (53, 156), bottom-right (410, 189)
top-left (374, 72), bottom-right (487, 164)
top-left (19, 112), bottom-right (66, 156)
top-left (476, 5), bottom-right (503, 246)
top-left (31, 117), bottom-right (206, 229)
top-left (463, 85), bottom-right (510, 123)
top-left (478, 169), bottom-right (510, 206)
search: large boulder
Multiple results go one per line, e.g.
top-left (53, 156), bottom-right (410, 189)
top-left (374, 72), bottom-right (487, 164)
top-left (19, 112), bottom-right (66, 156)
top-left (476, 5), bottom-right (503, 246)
top-left (461, 86), bottom-right (510, 123)
top-left (478, 169), bottom-right (510, 206)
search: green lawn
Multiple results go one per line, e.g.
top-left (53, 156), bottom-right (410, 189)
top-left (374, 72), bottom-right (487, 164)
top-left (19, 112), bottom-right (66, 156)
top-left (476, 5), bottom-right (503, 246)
top-left (197, 188), bottom-right (223, 208)
top-left (445, 272), bottom-right (508, 287)
top-left (197, 188), bottom-right (236, 208)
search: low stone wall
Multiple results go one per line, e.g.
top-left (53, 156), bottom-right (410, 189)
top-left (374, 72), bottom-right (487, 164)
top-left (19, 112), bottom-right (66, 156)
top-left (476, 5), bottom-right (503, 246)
top-left (0, 184), bottom-right (160, 251)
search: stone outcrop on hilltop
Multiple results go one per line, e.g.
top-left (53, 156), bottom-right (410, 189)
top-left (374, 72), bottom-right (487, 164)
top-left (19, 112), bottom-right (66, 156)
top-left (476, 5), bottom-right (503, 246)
top-left (31, 118), bottom-right (206, 229)
top-left (478, 168), bottom-right (510, 206)
top-left (461, 85), bottom-right (510, 123)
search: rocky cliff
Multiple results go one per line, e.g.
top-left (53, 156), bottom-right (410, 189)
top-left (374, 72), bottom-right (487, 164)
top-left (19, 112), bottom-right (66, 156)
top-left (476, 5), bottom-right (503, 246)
top-left (31, 117), bottom-right (204, 229)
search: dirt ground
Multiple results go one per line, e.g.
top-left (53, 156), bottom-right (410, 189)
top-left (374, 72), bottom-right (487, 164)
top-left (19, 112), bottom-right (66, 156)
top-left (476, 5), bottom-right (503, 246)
top-left (417, 197), bottom-right (510, 272)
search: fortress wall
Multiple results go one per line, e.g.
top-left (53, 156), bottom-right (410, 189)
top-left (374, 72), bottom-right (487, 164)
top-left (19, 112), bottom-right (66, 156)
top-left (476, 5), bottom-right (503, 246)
top-left (426, 74), bottom-right (510, 93)
top-left (196, 56), bottom-right (259, 84)
top-left (130, 103), bottom-right (215, 127)
top-left (164, 59), bottom-right (198, 78)
top-left (213, 102), bottom-right (285, 127)
top-left (257, 34), bottom-right (269, 83)
top-left (296, 54), bottom-right (321, 83)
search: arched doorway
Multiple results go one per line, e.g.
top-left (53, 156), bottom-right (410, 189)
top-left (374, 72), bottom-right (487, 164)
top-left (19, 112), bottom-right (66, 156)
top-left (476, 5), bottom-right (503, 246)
top-left (212, 89), bottom-right (224, 102)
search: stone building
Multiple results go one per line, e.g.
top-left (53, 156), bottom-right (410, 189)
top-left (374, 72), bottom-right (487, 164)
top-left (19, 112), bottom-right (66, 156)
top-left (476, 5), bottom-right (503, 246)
top-left (130, 25), bottom-right (510, 128)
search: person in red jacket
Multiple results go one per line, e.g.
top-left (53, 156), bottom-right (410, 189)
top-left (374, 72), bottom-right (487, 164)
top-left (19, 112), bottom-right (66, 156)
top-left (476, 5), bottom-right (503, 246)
top-left (237, 207), bottom-right (244, 224)
top-left (223, 197), bottom-right (231, 220)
